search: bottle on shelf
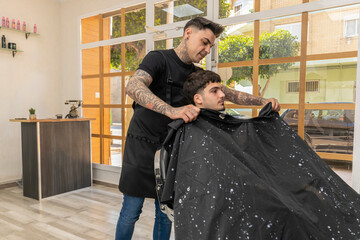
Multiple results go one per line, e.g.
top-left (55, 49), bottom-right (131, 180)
top-left (6, 18), bottom-right (9, 28)
top-left (33, 24), bottom-right (37, 34)
top-left (1, 35), bottom-right (6, 48)
top-left (22, 21), bottom-right (26, 31)
top-left (1, 17), bottom-right (5, 27)
top-left (11, 19), bottom-right (15, 29)
top-left (17, 20), bottom-right (20, 30)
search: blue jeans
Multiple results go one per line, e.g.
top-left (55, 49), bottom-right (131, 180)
top-left (115, 194), bottom-right (172, 240)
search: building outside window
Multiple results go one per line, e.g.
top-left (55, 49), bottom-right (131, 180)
top-left (234, 4), bottom-right (242, 15)
top-left (275, 22), bottom-right (302, 42)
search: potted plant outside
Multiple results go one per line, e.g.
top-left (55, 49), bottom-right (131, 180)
top-left (29, 108), bottom-right (36, 120)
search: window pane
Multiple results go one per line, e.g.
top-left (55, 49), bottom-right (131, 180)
top-left (155, 0), bottom-right (207, 26)
top-left (308, 5), bottom-right (360, 55)
top-left (125, 40), bottom-right (146, 71)
top-left (82, 47), bottom-right (100, 75)
top-left (103, 138), bottom-right (123, 167)
top-left (259, 63), bottom-right (300, 103)
top-left (83, 108), bottom-right (100, 134)
top-left (102, 14), bottom-right (119, 40)
top-left (304, 108), bottom-right (354, 155)
top-left (219, 66), bottom-right (253, 91)
top-left (225, 108), bottom-right (253, 118)
top-left (103, 4), bottom-right (146, 39)
top-left (280, 108), bottom-right (299, 133)
top-left (154, 37), bottom-right (182, 50)
top-left (125, 5), bottom-right (146, 36)
top-left (91, 137), bottom-right (100, 164)
top-left (219, 0), bottom-right (253, 19)
top-left (280, 107), bottom-right (354, 156)
top-left (260, 0), bottom-right (303, 12)
top-left (82, 78), bottom-right (100, 105)
top-left (103, 44), bottom-right (122, 74)
top-left (305, 59), bottom-right (357, 103)
top-left (103, 108), bottom-right (122, 137)
top-left (260, 15), bottom-right (301, 59)
top-left (124, 106), bottom-right (134, 137)
top-left (104, 77), bottom-right (122, 105)
top-left (125, 76), bottom-right (134, 105)
top-left (123, 76), bottom-right (134, 136)
top-left (81, 16), bottom-right (99, 44)
top-left (219, 22), bottom-right (254, 63)
top-left (345, 19), bottom-right (357, 37)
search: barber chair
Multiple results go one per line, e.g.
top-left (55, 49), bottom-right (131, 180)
top-left (154, 148), bottom-right (174, 222)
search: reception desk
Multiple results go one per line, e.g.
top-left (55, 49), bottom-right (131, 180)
top-left (10, 118), bottom-right (93, 200)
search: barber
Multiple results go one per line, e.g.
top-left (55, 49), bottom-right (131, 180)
top-left (115, 16), bottom-right (279, 240)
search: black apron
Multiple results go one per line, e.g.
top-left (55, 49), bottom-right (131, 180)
top-left (119, 50), bottom-right (197, 198)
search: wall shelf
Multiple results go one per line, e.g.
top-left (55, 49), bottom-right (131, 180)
top-left (0, 47), bottom-right (23, 57)
top-left (0, 26), bottom-right (39, 39)
top-left (0, 26), bottom-right (39, 57)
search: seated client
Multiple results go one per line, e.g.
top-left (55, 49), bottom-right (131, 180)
top-left (159, 69), bottom-right (360, 240)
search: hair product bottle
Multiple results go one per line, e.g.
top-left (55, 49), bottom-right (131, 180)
top-left (17, 20), bottom-right (20, 30)
top-left (11, 19), bottom-right (15, 29)
top-left (6, 18), bottom-right (9, 28)
top-left (22, 21), bottom-right (26, 31)
top-left (1, 35), bottom-right (6, 48)
top-left (1, 17), bottom-right (5, 27)
top-left (33, 24), bottom-right (37, 34)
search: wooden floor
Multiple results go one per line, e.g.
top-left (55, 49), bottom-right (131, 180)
top-left (0, 184), bottom-right (175, 240)
top-left (0, 167), bottom-right (352, 240)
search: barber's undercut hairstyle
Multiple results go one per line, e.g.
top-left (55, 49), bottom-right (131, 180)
top-left (183, 70), bottom-right (222, 105)
top-left (184, 17), bottom-right (224, 37)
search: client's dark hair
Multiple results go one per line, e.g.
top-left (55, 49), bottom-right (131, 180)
top-left (184, 70), bottom-right (222, 105)
top-left (184, 17), bottom-right (224, 37)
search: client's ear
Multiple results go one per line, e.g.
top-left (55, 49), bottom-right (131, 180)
top-left (194, 93), bottom-right (203, 107)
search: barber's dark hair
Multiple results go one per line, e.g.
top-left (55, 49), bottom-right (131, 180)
top-left (184, 17), bottom-right (224, 37)
top-left (184, 70), bottom-right (222, 105)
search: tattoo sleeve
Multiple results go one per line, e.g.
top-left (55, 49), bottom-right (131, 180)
top-left (125, 69), bottom-right (174, 116)
top-left (223, 86), bottom-right (267, 106)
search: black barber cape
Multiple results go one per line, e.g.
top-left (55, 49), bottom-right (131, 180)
top-left (161, 103), bottom-right (360, 240)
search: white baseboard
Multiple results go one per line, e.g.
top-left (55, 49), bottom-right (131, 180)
top-left (0, 164), bottom-right (121, 188)
top-left (92, 163), bottom-right (121, 185)
top-left (0, 178), bottom-right (21, 186)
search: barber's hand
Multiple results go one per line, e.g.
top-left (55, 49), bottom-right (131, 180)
top-left (168, 105), bottom-right (200, 123)
top-left (266, 98), bottom-right (281, 112)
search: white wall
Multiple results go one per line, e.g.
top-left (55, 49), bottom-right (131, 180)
top-left (0, 0), bottom-right (61, 183)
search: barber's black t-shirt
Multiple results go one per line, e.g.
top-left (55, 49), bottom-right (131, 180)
top-left (119, 49), bottom-right (201, 198)
top-left (129, 49), bottom-right (199, 142)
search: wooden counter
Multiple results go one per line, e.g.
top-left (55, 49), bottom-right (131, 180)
top-left (10, 118), bottom-right (95, 123)
top-left (10, 118), bottom-right (94, 200)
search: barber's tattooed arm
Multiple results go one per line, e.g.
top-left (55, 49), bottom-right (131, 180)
top-left (126, 69), bottom-right (173, 116)
top-left (222, 86), bottom-right (267, 105)
top-left (125, 69), bottom-right (200, 122)
top-left (222, 86), bottom-right (281, 112)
